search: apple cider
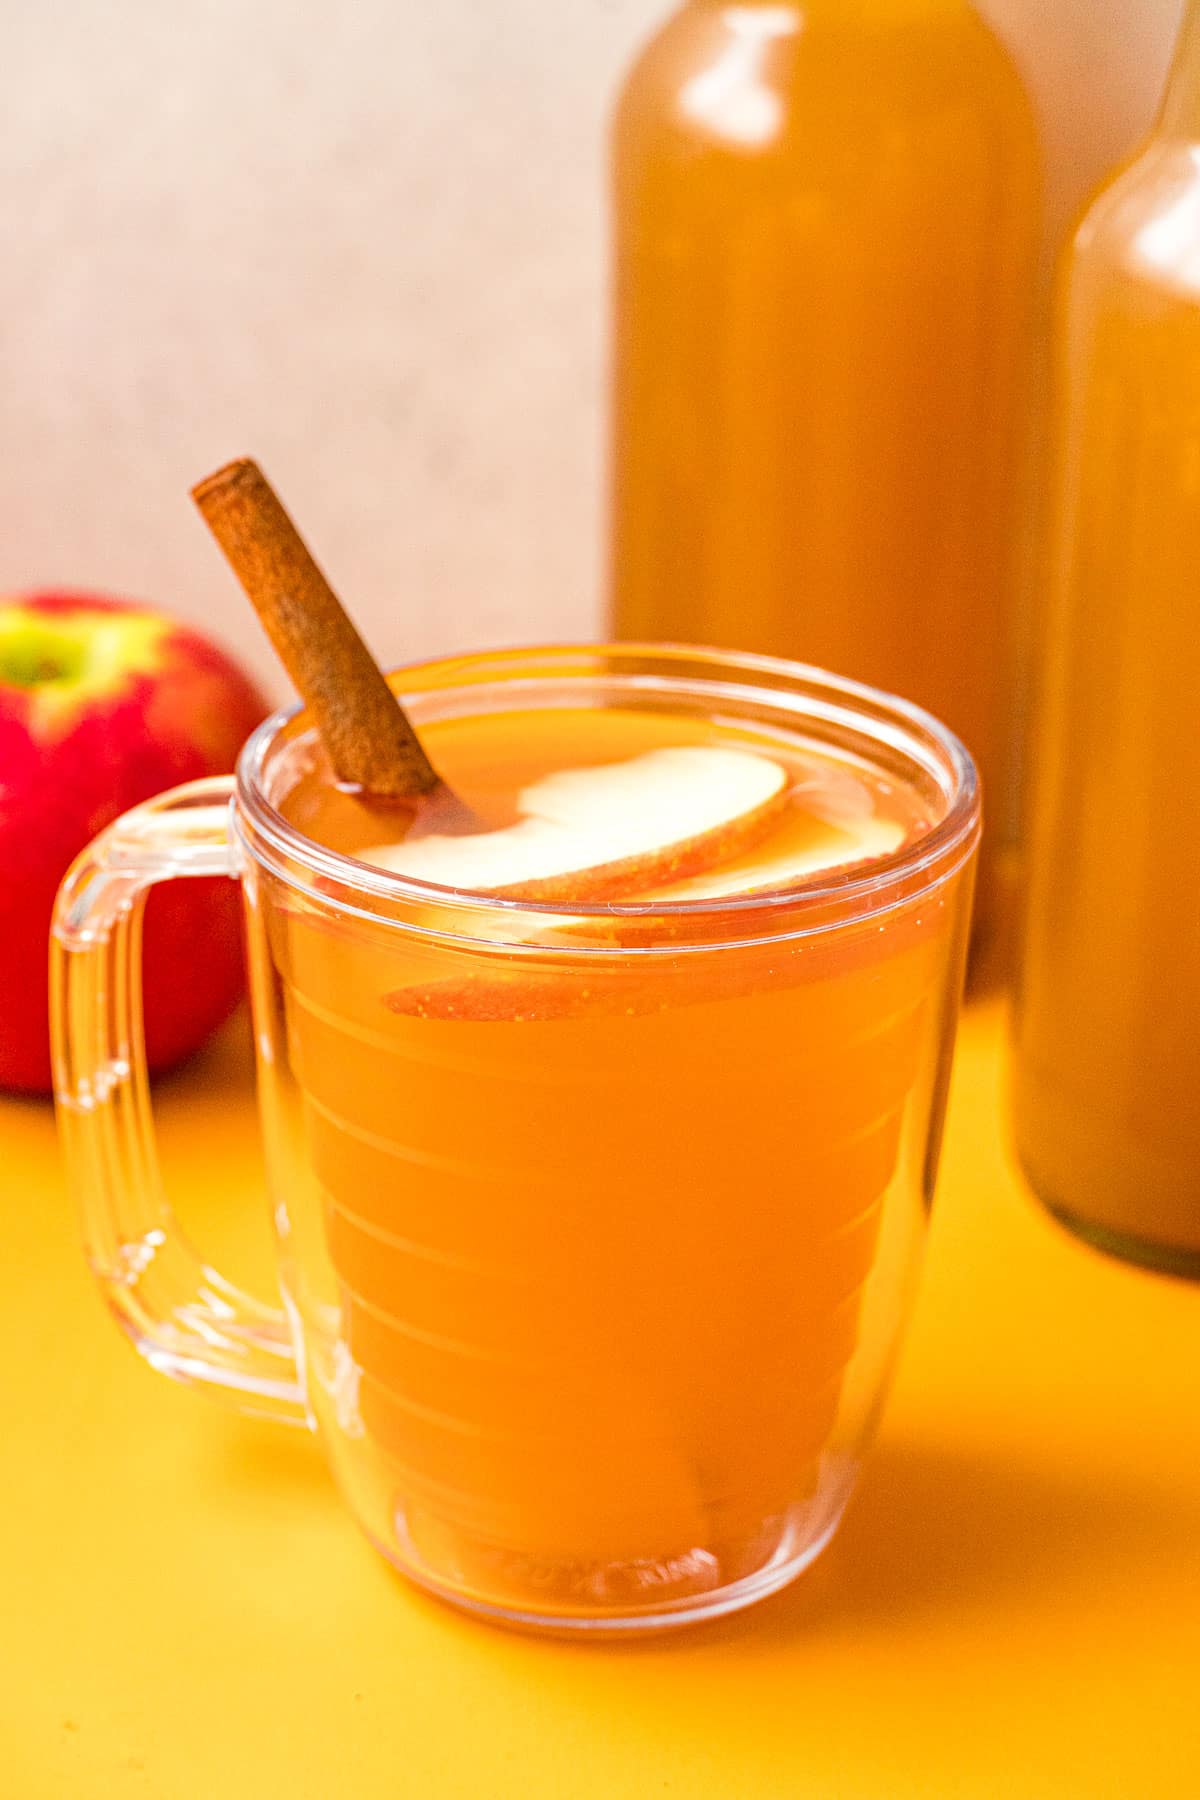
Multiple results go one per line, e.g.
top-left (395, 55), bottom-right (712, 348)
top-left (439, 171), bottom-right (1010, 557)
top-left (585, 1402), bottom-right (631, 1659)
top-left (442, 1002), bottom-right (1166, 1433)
top-left (240, 649), bottom-right (977, 1626)
top-left (608, 0), bottom-right (1039, 933)
top-left (1012, 2), bottom-right (1200, 1274)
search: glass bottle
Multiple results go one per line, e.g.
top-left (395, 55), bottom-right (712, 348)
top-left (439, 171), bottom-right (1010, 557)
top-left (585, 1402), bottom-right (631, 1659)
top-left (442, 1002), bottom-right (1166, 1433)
top-left (1013, 0), bottom-right (1200, 1276)
top-left (607, 0), bottom-right (1040, 934)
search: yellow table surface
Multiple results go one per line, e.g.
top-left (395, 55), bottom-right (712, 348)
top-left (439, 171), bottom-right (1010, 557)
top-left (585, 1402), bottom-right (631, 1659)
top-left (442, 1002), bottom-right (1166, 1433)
top-left (4, 1000), bottom-right (1199, 1799)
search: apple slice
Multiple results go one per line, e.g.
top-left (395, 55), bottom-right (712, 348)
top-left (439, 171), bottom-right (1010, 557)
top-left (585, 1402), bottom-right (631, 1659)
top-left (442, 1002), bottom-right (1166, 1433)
top-left (380, 808), bottom-right (913, 1022)
top-left (359, 745), bottom-right (788, 904)
top-left (636, 814), bottom-right (908, 904)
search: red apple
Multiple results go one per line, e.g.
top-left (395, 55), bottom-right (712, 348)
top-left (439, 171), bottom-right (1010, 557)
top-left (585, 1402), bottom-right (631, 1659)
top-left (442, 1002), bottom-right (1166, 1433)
top-left (0, 590), bottom-right (270, 1095)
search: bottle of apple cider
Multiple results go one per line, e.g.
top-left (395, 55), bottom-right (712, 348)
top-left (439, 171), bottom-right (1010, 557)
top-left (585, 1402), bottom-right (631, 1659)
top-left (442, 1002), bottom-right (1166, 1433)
top-left (607, 0), bottom-right (1039, 933)
top-left (1012, 1), bottom-right (1200, 1277)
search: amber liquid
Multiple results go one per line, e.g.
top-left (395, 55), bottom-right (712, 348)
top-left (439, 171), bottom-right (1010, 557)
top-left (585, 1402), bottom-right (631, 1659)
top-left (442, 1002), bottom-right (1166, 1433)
top-left (252, 700), bottom-right (968, 1613)
top-left (1014, 136), bottom-right (1200, 1271)
top-left (608, 0), bottom-right (1039, 924)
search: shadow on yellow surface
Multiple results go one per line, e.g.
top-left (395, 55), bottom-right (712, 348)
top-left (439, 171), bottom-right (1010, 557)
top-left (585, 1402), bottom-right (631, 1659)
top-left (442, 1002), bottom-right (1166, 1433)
top-left (702, 1434), bottom-right (1183, 1651)
top-left (215, 1417), bottom-right (337, 1502)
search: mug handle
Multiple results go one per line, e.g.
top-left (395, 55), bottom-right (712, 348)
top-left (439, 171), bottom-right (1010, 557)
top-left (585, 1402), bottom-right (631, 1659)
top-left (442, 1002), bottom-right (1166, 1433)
top-left (50, 776), bottom-right (308, 1426)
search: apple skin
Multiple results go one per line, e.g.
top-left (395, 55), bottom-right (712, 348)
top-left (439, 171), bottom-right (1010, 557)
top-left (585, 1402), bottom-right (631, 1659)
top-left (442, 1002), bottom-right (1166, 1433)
top-left (0, 590), bottom-right (271, 1095)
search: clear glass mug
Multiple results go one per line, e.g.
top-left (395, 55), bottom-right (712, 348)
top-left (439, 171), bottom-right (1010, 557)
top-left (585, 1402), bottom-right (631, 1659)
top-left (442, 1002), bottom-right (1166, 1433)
top-left (52, 646), bottom-right (978, 1634)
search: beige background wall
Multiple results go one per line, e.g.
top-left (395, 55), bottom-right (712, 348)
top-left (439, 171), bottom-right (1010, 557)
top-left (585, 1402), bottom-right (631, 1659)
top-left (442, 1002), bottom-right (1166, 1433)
top-left (2, 0), bottom-right (1185, 700)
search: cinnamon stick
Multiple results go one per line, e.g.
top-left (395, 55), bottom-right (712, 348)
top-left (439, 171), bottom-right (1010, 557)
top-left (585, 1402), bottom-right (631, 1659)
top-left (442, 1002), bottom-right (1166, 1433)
top-left (191, 458), bottom-right (441, 801)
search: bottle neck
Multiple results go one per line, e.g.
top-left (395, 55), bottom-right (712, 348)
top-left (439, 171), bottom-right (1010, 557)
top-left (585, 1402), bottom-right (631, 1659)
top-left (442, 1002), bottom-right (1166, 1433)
top-left (1160, 0), bottom-right (1200, 139)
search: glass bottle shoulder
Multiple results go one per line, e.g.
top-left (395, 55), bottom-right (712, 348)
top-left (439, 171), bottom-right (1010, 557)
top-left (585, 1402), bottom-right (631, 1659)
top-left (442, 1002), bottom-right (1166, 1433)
top-left (1071, 140), bottom-right (1200, 301)
top-left (614, 0), bottom-right (1035, 159)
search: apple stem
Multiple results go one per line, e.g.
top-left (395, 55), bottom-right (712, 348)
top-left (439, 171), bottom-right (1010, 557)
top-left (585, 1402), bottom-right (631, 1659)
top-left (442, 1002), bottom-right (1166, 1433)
top-left (191, 459), bottom-right (444, 804)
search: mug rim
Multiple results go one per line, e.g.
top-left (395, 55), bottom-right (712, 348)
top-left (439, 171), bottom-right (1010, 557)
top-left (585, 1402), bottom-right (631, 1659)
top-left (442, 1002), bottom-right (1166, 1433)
top-left (234, 642), bottom-right (980, 943)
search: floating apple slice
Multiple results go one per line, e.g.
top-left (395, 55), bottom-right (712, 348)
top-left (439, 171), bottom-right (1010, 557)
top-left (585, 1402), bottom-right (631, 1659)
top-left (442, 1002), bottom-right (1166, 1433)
top-left (637, 813), bottom-right (908, 904)
top-left (360, 745), bottom-right (788, 903)
top-left (380, 810), bottom-right (912, 1021)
